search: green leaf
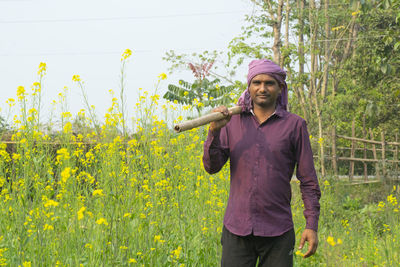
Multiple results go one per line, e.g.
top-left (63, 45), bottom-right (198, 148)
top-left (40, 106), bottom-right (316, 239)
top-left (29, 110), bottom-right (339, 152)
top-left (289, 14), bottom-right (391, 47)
top-left (394, 41), bottom-right (400, 51)
top-left (380, 63), bottom-right (388, 74)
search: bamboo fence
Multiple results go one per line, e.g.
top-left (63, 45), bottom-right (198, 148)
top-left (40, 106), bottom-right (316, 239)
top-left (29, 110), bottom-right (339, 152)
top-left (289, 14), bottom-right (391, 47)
top-left (324, 125), bottom-right (400, 183)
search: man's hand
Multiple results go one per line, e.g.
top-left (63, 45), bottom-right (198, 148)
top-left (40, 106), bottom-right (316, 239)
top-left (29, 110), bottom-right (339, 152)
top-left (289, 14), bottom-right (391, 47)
top-left (209, 106), bottom-right (232, 133)
top-left (298, 229), bottom-right (318, 258)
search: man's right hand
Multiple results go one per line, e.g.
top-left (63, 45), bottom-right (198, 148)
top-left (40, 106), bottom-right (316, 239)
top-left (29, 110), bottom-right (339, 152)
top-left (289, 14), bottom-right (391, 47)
top-left (209, 106), bottom-right (232, 133)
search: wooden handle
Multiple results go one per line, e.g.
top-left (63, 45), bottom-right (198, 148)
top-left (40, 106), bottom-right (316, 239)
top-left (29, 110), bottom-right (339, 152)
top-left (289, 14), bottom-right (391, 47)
top-left (174, 106), bottom-right (242, 133)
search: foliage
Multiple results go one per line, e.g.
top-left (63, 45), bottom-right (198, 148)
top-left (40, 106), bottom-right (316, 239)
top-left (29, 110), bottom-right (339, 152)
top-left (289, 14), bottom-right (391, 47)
top-left (163, 60), bottom-right (239, 114)
top-left (0, 116), bottom-right (9, 135)
top-left (164, 78), bottom-right (236, 114)
top-left (333, 2), bottom-right (400, 135)
top-left (227, 0), bottom-right (281, 69)
top-left (163, 50), bottom-right (221, 75)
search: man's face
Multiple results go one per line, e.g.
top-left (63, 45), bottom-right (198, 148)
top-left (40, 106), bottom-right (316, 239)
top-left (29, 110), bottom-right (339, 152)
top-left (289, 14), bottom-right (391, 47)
top-left (249, 74), bottom-right (282, 109)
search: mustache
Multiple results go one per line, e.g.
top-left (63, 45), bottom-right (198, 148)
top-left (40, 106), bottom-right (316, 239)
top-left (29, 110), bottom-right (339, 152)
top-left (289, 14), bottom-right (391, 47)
top-left (256, 94), bottom-right (270, 97)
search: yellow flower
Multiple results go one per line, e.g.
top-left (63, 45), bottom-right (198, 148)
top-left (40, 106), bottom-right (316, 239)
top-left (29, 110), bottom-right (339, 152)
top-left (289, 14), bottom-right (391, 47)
top-left (38, 62), bottom-right (46, 75)
top-left (17, 86), bottom-right (25, 98)
top-left (327, 236), bottom-right (336, 246)
top-left (351, 10), bottom-right (360, 16)
top-left (295, 250), bottom-right (304, 257)
top-left (128, 258), bottom-right (137, 263)
top-left (332, 25), bottom-right (345, 31)
top-left (121, 49), bottom-right (132, 60)
top-left (22, 261), bottom-right (32, 267)
top-left (56, 148), bottom-right (70, 163)
top-left (6, 98), bottom-right (15, 107)
top-left (96, 217), bottom-right (108, 226)
top-left (92, 189), bottom-right (104, 196)
top-left (171, 246), bottom-right (182, 259)
top-left (77, 207), bottom-right (86, 220)
top-left (61, 167), bottom-right (71, 184)
top-left (44, 199), bottom-right (59, 208)
top-left (85, 243), bottom-right (93, 249)
top-left (12, 153), bottom-right (21, 161)
top-left (387, 194), bottom-right (398, 206)
top-left (154, 235), bottom-right (162, 242)
top-left (63, 122), bottom-right (72, 133)
top-left (43, 224), bottom-right (54, 231)
top-left (72, 75), bottom-right (81, 82)
top-left (158, 73), bottom-right (167, 80)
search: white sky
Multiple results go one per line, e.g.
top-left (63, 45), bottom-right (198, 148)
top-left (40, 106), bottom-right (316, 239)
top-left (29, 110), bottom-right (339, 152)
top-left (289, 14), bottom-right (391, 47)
top-left (0, 0), bottom-right (252, 126)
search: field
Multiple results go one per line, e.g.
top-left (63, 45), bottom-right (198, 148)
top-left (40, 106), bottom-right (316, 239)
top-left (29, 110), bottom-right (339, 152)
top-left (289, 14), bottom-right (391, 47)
top-left (0, 61), bottom-right (399, 266)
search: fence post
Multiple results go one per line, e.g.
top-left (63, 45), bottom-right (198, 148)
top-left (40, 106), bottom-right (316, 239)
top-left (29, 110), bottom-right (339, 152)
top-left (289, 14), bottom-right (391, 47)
top-left (395, 133), bottom-right (399, 179)
top-left (369, 129), bottom-right (380, 180)
top-left (349, 119), bottom-right (356, 182)
top-left (381, 131), bottom-right (386, 180)
top-left (331, 127), bottom-right (338, 178)
top-left (363, 115), bottom-right (368, 181)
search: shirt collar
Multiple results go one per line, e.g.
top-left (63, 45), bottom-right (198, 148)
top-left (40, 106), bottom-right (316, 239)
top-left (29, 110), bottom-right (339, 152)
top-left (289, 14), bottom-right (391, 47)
top-left (249, 105), bottom-right (286, 118)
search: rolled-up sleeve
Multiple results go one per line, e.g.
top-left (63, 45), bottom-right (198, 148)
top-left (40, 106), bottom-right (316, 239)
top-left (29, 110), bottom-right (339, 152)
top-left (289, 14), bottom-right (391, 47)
top-left (294, 120), bottom-right (321, 232)
top-left (202, 128), bottom-right (230, 174)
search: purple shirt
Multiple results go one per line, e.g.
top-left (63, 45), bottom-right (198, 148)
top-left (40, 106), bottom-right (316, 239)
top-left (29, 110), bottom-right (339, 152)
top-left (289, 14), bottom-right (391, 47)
top-left (203, 107), bottom-right (321, 237)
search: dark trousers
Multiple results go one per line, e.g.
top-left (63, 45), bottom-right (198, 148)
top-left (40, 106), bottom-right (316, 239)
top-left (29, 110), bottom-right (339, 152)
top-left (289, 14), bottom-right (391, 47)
top-left (221, 226), bottom-right (295, 267)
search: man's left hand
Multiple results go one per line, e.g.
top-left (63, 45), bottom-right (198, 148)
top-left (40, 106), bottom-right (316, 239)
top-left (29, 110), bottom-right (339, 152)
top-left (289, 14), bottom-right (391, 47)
top-left (298, 229), bottom-right (318, 258)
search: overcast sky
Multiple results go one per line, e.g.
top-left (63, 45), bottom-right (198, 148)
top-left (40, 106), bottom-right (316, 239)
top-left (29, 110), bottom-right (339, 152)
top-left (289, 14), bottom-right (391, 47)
top-left (0, 0), bottom-right (253, 126)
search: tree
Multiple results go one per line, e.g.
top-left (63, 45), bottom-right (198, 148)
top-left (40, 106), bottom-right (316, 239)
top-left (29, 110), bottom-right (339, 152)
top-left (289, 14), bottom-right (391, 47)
top-left (163, 61), bottom-right (237, 115)
top-left (0, 115), bottom-right (9, 135)
top-left (332, 0), bottom-right (400, 136)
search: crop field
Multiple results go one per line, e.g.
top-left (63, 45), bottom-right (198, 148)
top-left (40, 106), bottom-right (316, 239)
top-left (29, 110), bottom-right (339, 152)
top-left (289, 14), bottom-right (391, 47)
top-left (0, 59), bottom-right (399, 267)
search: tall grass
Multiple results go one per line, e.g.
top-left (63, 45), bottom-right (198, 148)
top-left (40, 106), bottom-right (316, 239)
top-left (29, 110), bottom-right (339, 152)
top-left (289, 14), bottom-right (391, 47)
top-left (0, 54), bottom-right (399, 266)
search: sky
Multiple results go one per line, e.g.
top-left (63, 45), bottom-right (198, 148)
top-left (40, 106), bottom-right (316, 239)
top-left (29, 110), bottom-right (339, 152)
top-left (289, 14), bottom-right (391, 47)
top-left (0, 0), bottom-right (252, 127)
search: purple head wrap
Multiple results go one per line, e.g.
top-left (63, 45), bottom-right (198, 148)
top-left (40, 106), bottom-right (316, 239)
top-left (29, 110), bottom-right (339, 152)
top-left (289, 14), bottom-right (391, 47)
top-left (238, 59), bottom-right (288, 111)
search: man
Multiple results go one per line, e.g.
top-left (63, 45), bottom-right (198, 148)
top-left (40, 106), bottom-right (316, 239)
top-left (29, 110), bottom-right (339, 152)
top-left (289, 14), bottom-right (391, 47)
top-left (202, 59), bottom-right (321, 267)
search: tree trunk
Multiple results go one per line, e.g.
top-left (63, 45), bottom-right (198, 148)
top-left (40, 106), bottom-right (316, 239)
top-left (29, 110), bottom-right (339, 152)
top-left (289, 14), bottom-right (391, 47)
top-left (283, 0), bottom-right (291, 111)
top-left (321, 0), bottom-right (330, 99)
top-left (269, 0), bottom-right (284, 65)
top-left (282, 0), bottom-right (290, 67)
top-left (309, 0), bottom-right (325, 177)
top-left (296, 0), bottom-right (308, 122)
